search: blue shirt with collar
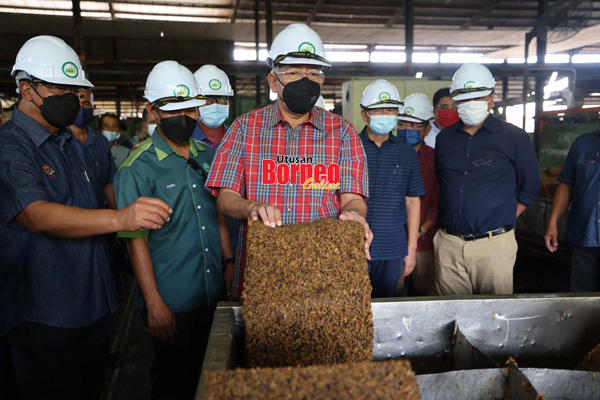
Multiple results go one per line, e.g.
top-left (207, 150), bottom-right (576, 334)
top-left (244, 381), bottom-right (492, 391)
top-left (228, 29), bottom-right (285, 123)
top-left (359, 127), bottom-right (426, 261)
top-left (435, 115), bottom-right (541, 235)
top-left (558, 130), bottom-right (600, 247)
top-left (71, 127), bottom-right (117, 206)
top-left (192, 122), bottom-right (241, 251)
top-left (0, 109), bottom-right (119, 337)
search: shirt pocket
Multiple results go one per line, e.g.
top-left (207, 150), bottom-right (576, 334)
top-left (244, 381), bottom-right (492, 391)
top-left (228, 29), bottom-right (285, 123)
top-left (387, 164), bottom-right (407, 194)
top-left (575, 155), bottom-right (597, 182)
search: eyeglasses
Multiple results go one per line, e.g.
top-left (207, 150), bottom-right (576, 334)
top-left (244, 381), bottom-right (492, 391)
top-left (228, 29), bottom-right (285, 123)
top-left (205, 96), bottom-right (231, 106)
top-left (275, 70), bottom-right (325, 83)
top-left (32, 81), bottom-right (86, 96)
top-left (435, 104), bottom-right (457, 111)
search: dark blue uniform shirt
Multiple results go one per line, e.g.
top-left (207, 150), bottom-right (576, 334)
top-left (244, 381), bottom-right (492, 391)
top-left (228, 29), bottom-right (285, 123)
top-left (359, 128), bottom-right (426, 260)
top-left (192, 123), bottom-right (240, 252)
top-left (558, 130), bottom-right (600, 247)
top-left (71, 127), bottom-right (117, 206)
top-left (435, 115), bottom-right (541, 235)
top-left (0, 109), bottom-right (119, 337)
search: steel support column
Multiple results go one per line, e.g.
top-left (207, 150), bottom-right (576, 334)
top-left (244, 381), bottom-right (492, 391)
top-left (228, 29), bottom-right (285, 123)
top-left (71, 0), bottom-right (85, 65)
top-left (534, 0), bottom-right (548, 156)
top-left (405, 0), bottom-right (414, 64)
top-left (255, 0), bottom-right (261, 107)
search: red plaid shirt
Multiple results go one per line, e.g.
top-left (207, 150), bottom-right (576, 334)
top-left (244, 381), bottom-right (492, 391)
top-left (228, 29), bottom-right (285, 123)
top-left (416, 144), bottom-right (439, 253)
top-left (206, 104), bottom-right (369, 299)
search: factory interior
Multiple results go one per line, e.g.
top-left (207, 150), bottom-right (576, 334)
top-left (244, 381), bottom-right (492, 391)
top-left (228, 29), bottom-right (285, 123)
top-left (2, 0), bottom-right (600, 399)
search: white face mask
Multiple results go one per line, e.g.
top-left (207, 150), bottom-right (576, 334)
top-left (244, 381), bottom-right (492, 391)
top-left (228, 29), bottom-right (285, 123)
top-left (146, 123), bottom-right (157, 137)
top-left (457, 99), bottom-right (490, 126)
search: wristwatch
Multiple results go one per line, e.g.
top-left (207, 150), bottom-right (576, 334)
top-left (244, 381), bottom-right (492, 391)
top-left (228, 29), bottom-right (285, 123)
top-left (419, 229), bottom-right (425, 238)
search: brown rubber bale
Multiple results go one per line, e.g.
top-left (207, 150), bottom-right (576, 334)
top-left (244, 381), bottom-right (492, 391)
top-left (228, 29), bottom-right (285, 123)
top-left (576, 344), bottom-right (600, 372)
top-left (205, 359), bottom-right (420, 399)
top-left (243, 218), bottom-right (373, 368)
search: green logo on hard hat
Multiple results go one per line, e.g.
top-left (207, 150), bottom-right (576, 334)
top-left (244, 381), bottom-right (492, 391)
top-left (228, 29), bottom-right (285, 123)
top-left (379, 92), bottom-right (391, 101)
top-left (173, 84), bottom-right (190, 97)
top-left (202, 163), bottom-right (210, 173)
top-left (298, 42), bottom-right (316, 54)
top-left (405, 107), bottom-right (414, 115)
top-left (61, 62), bottom-right (79, 79)
top-left (464, 81), bottom-right (477, 89)
top-left (209, 79), bottom-right (222, 91)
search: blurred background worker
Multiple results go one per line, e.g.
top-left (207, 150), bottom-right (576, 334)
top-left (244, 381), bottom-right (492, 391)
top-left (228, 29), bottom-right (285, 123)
top-left (114, 60), bottom-right (233, 399)
top-left (358, 79), bottom-right (424, 298)
top-left (0, 102), bottom-right (6, 127)
top-left (194, 64), bottom-right (241, 265)
top-left (100, 113), bottom-right (130, 168)
top-left (435, 62), bottom-right (541, 296)
top-left (193, 64), bottom-right (234, 149)
top-left (69, 88), bottom-right (117, 209)
top-left (397, 93), bottom-right (439, 296)
top-left (0, 35), bottom-right (171, 400)
top-left (426, 88), bottom-right (459, 148)
top-left (206, 23), bottom-right (372, 300)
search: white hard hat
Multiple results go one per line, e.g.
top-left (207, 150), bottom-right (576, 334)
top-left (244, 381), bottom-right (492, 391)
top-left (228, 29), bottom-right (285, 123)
top-left (194, 64), bottom-right (234, 97)
top-left (360, 79), bottom-right (403, 110)
top-left (315, 96), bottom-right (325, 109)
top-left (144, 61), bottom-right (206, 111)
top-left (267, 23), bottom-right (331, 70)
top-left (398, 93), bottom-right (434, 124)
top-left (450, 62), bottom-right (496, 101)
top-left (12, 35), bottom-right (93, 88)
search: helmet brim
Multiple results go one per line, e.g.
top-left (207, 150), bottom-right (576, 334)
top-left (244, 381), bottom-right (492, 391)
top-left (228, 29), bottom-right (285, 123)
top-left (275, 57), bottom-right (331, 69)
top-left (158, 98), bottom-right (206, 111)
top-left (361, 103), bottom-right (402, 110)
top-left (452, 89), bottom-right (493, 101)
top-left (398, 116), bottom-right (430, 124)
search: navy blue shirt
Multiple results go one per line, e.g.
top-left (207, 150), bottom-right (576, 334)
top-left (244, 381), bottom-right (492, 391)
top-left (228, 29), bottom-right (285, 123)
top-left (435, 115), bottom-right (541, 235)
top-left (359, 128), bottom-right (426, 260)
top-left (0, 110), bottom-right (119, 337)
top-left (192, 123), bottom-right (240, 252)
top-left (70, 127), bottom-right (117, 206)
top-left (558, 131), bottom-right (600, 247)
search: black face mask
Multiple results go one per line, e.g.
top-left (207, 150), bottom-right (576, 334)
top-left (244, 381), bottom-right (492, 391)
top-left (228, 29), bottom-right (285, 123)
top-left (158, 114), bottom-right (197, 143)
top-left (277, 76), bottom-right (321, 115)
top-left (30, 84), bottom-right (81, 129)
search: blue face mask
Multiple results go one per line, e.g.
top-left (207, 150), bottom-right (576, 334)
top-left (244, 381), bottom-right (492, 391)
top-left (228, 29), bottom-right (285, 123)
top-left (73, 107), bottom-right (94, 128)
top-left (200, 104), bottom-right (229, 129)
top-left (397, 128), bottom-right (422, 145)
top-left (368, 114), bottom-right (397, 135)
top-left (102, 130), bottom-right (119, 143)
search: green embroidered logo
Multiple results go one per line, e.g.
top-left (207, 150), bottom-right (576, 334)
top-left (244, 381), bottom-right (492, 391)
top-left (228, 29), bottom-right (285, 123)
top-left (298, 42), bottom-right (316, 54)
top-left (173, 84), bottom-right (190, 97)
top-left (464, 81), bottom-right (477, 89)
top-left (379, 92), bottom-right (391, 101)
top-left (61, 62), bottom-right (79, 78)
top-left (404, 107), bottom-right (414, 115)
top-left (202, 162), bottom-right (210, 173)
top-left (209, 79), bottom-right (222, 91)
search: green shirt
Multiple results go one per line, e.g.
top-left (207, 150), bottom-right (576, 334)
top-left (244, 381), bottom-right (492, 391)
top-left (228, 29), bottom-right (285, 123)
top-left (114, 132), bottom-right (223, 312)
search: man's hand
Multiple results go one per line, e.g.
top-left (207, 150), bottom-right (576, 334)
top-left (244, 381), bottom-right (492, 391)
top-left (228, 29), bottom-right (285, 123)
top-left (339, 211), bottom-right (373, 260)
top-left (248, 202), bottom-right (282, 227)
top-left (116, 197), bottom-right (172, 231)
top-left (402, 253), bottom-right (416, 278)
top-left (224, 264), bottom-right (235, 300)
top-left (544, 223), bottom-right (559, 253)
top-left (147, 300), bottom-right (178, 344)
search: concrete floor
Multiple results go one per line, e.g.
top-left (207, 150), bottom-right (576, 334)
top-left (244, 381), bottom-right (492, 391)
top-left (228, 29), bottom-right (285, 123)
top-left (101, 248), bottom-right (571, 399)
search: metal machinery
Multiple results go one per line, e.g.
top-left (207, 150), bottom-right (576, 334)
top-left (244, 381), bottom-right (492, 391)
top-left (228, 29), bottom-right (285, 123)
top-left (197, 295), bottom-right (600, 399)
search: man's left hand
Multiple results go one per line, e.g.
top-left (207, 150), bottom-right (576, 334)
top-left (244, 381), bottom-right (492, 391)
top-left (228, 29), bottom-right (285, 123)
top-left (339, 211), bottom-right (373, 260)
top-left (402, 253), bottom-right (416, 278)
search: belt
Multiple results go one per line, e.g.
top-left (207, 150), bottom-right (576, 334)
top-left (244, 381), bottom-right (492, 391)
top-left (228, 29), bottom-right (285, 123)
top-left (443, 226), bottom-right (514, 241)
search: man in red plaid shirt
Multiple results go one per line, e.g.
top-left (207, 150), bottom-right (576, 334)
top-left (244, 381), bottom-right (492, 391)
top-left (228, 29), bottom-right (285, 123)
top-left (206, 23), bottom-right (372, 300)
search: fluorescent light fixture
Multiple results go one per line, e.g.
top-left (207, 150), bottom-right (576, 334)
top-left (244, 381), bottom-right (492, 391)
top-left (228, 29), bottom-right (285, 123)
top-left (558, 112), bottom-right (565, 116)
top-left (374, 45), bottom-right (405, 50)
top-left (590, 93), bottom-right (600, 96)
top-left (478, 57), bottom-right (505, 64)
top-left (545, 54), bottom-right (570, 63)
top-left (233, 49), bottom-right (267, 61)
top-left (235, 42), bottom-right (267, 48)
top-left (413, 52), bottom-right (439, 63)
top-left (114, 13), bottom-right (228, 23)
top-left (440, 53), bottom-right (483, 63)
top-left (508, 58), bottom-right (525, 64)
top-left (573, 54), bottom-right (600, 63)
top-left (370, 51), bottom-right (406, 63)
top-left (415, 72), bottom-right (423, 79)
top-left (324, 44), bottom-right (368, 50)
top-left (327, 51), bottom-right (370, 63)
top-left (582, 104), bottom-right (600, 108)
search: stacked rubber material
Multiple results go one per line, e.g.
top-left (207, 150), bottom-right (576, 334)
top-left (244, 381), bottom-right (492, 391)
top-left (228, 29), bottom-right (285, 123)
top-left (243, 218), bottom-right (373, 367)
top-left (205, 359), bottom-right (420, 399)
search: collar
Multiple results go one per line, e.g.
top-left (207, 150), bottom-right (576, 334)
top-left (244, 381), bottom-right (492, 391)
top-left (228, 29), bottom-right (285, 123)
top-left (449, 114), bottom-right (498, 134)
top-left (152, 130), bottom-right (204, 162)
top-left (11, 109), bottom-right (72, 147)
top-left (267, 103), bottom-right (325, 132)
top-left (193, 122), bottom-right (228, 145)
top-left (69, 127), bottom-right (98, 148)
top-left (359, 126), bottom-right (398, 144)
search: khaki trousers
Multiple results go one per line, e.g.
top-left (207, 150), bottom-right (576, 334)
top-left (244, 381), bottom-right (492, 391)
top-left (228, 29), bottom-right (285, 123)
top-left (411, 250), bottom-right (437, 296)
top-left (434, 229), bottom-right (517, 295)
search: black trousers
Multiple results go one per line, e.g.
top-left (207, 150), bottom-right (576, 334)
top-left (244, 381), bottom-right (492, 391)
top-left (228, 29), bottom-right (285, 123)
top-left (368, 258), bottom-right (403, 298)
top-left (141, 305), bottom-right (216, 400)
top-left (571, 245), bottom-right (600, 292)
top-left (6, 312), bottom-right (113, 400)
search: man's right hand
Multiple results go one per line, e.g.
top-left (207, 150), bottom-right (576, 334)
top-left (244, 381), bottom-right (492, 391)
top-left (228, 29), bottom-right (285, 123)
top-left (117, 197), bottom-right (172, 231)
top-left (544, 223), bottom-right (559, 253)
top-left (147, 300), bottom-right (178, 344)
top-left (248, 202), bottom-right (282, 227)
